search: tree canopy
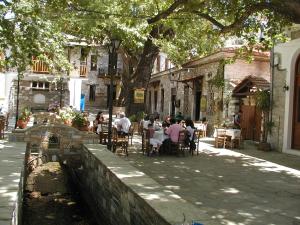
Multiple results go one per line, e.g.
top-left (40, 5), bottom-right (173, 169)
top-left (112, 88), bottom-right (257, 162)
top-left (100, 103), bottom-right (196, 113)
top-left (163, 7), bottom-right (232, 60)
top-left (1, 0), bottom-right (299, 112)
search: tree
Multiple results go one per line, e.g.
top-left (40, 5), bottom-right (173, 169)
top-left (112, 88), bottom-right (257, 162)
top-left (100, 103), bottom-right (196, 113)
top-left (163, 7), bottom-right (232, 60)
top-left (2, 0), bottom-right (299, 115)
top-left (0, 0), bottom-right (71, 127)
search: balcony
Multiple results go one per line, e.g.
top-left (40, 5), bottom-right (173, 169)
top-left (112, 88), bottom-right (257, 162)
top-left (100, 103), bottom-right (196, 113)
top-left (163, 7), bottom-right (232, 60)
top-left (80, 63), bottom-right (87, 77)
top-left (31, 59), bottom-right (49, 74)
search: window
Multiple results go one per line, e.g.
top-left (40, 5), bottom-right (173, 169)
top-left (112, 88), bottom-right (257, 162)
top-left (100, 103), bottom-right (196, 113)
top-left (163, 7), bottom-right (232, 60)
top-left (156, 55), bottom-right (161, 72)
top-left (165, 58), bottom-right (169, 70)
top-left (148, 91), bottom-right (152, 112)
top-left (154, 90), bottom-right (158, 111)
top-left (91, 55), bottom-right (97, 71)
top-left (89, 85), bottom-right (96, 101)
top-left (31, 81), bottom-right (50, 90)
top-left (160, 89), bottom-right (164, 112)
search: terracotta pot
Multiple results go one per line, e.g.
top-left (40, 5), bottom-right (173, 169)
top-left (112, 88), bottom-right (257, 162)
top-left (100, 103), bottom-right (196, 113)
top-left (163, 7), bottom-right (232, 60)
top-left (64, 119), bottom-right (72, 126)
top-left (17, 120), bottom-right (27, 129)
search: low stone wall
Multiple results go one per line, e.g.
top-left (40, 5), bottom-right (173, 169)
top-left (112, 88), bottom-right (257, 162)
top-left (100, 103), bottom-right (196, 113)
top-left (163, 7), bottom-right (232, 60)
top-left (69, 144), bottom-right (207, 225)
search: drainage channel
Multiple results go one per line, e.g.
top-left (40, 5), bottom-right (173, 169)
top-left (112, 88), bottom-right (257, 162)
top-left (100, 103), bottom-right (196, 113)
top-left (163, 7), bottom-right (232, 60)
top-left (23, 161), bottom-right (98, 225)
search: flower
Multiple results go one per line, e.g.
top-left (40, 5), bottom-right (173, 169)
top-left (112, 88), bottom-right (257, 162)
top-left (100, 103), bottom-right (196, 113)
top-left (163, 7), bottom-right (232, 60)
top-left (48, 101), bottom-right (60, 113)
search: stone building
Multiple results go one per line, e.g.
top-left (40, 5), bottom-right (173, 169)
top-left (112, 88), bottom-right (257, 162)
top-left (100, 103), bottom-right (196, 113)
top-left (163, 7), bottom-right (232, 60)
top-left (147, 48), bottom-right (270, 136)
top-left (5, 36), bottom-right (124, 114)
top-left (269, 24), bottom-right (300, 155)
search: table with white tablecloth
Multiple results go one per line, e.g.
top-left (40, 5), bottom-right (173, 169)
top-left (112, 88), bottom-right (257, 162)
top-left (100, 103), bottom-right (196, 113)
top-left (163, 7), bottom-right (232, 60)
top-left (213, 128), bottom-right (241, 139)
top-left (153, 129), bottom-right (168, 143)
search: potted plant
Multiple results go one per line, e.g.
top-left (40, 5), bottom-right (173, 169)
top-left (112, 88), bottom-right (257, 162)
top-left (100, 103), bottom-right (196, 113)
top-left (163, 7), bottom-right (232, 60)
top-left (72, 112), bottom-right (89, 131)
top-left (17, 107), bottom-right (31, 129)
top-left (255, 90), bottom-right (273, 151)
top-left (59, 107), bottom-right (74, 126)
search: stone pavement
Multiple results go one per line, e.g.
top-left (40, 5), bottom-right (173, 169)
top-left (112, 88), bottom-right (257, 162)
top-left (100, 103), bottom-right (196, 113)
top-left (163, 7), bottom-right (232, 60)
top-left (121, 136), bottom-right (300, 225)
top-left (0, 140), bottom-right (26, 225)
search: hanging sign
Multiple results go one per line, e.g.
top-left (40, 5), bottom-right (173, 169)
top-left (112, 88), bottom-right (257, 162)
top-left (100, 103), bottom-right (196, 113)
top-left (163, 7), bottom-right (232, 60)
top-left (200, 96), bottom-right (207, 112)
top-left (134, 89), bottom-right (145, 103)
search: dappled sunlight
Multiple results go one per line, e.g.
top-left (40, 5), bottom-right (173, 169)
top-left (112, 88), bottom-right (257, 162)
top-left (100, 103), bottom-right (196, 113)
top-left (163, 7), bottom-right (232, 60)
top-left (165, 185), bottom-right (180, 190)
top-left (114, 170), bottom-right (145, 179)
top-left (221, 187), bottom-right (240, 194)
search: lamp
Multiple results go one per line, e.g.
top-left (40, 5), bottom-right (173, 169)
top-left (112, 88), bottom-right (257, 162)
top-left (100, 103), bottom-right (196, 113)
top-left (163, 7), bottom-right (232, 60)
top-left (283, 83), bottom-right (289, 92)
top-left (107, 38), bottom-right (122, 150)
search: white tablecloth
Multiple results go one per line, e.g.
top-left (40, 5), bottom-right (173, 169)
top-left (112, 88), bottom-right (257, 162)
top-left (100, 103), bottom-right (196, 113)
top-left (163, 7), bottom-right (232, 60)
top-left (153, 129), bottom-right (168, 142)
top-left (195, 123), bottom-right (204, 130)
top-left (213, 128), bottom-right (241, 139)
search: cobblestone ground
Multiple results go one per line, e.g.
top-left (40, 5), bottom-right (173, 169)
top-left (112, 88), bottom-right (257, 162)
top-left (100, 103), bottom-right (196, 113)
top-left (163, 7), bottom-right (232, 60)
top-left (23, 162), bottom-right (97, 225)
top-left (119, 135), bottom-right (300, 225)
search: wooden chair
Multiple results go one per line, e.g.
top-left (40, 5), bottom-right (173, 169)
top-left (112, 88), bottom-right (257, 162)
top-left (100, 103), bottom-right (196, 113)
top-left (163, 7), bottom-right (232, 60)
top-left (215, 129), bottom-right (230, 148)
top-left (0, 118), bottom-right (5, 139)
top-left (99, 123), bottom-right (108, 144)
top-left (169, 130), bottom-right (190, 156)
top-left (127, 125), bottom-right (134, 146)
top-left (142, 128), bottom-right (152, 156)
top-left (112, 127), bottom-right (128, 156)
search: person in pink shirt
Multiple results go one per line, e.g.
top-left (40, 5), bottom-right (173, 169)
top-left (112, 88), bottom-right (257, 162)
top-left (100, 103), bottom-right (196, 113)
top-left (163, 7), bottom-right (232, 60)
top-left (165, 118), bottom-right (184, 142)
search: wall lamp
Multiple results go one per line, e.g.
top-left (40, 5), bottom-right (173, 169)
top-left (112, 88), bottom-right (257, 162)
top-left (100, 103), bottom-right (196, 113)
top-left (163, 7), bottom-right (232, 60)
top-left (283, 83), bottom-right (289, 92)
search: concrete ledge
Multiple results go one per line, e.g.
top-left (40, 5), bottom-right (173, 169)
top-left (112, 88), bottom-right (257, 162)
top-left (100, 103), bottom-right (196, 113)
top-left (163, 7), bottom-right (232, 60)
top-left (0, 141), bottom-right (26, 225)
top-left (79, 144), bottom-right (215, 225)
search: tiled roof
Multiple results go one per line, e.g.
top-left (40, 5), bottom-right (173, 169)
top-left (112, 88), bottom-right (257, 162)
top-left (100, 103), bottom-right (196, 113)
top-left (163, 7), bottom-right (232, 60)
top-left (232, 75), bottom-right (270, 97)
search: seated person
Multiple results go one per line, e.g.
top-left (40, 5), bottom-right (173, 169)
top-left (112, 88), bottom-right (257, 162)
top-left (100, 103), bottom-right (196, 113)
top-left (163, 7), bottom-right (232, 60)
top-left (142, 115), bottom-right (151, 129)
top-left (148, 123), bottom-right (162, 154)
top-left (160, 118), bottom-right (184, 154)
top-left (162, 115), bottom-right (171, 128)
top-left (116, 112), bottom-right (131, 135)
top-left (153, 117), bottom-right (162, 131)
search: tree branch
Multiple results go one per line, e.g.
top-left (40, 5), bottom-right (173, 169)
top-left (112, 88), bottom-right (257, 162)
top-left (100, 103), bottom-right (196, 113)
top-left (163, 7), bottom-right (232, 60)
top-left (147, 0), bottom-right (188, 24)
top-left (191, 2), bottom-right (276, 34)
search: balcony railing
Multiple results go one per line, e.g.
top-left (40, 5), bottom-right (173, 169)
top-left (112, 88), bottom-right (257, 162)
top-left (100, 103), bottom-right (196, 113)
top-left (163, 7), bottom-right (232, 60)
top-left (80, 64), bottom-right (87, 77)
top-left (31, 59), bottom-right (49, 73)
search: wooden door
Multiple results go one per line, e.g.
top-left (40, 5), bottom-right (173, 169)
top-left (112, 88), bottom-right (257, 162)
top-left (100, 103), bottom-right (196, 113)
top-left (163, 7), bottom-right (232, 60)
top-left (292, 58), bottom-right (300, 149)
top-left (241, 105), bottom-right (261, 141)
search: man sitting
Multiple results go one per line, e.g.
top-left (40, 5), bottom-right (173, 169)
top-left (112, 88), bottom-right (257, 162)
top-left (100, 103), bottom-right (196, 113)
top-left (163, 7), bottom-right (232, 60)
top-left (116, 112), bottom-right (131, 135)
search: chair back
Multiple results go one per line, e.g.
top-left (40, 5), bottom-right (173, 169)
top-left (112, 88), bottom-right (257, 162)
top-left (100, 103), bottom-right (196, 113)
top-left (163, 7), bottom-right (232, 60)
top-left (178, 130), bottom-right (188, 144)
top-left (193, 129), bottom-right (202, 142)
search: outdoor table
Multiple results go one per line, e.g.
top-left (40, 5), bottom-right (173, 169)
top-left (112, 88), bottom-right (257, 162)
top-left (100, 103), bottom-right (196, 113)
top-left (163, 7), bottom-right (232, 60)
top-left (153, 129), bottom-right (168, 143)
top-left (213, 128), bottom-right (241, 139)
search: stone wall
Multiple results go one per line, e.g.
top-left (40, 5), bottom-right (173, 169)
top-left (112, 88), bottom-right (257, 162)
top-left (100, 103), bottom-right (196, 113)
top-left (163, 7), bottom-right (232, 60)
top-left (69, 144), bottom-right (210, 225)
top-left (269, 69), bottom-right (287, 151)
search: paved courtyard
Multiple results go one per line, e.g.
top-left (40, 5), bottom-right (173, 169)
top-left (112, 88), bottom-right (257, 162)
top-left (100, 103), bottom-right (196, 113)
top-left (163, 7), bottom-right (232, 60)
top-left (121, 136), bottom-right (300, 225)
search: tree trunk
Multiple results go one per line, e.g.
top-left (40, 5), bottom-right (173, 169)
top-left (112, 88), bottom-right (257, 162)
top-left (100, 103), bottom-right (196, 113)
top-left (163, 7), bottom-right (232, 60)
top-left (119, 26), bottom-right (160, 116)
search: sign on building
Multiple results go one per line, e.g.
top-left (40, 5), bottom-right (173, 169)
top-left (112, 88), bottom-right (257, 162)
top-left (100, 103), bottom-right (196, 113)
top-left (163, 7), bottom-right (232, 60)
top-left (134, 89), bottom-right (145, 103)
top-left (200, 96), bottom-right (207, 112)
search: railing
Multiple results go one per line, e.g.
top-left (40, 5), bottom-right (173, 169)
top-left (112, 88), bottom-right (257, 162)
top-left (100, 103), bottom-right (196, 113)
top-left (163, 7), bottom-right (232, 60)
top-left (31, 59), bottom-right (49, 73)
top-left (80, 64), bottom-right (87, 77)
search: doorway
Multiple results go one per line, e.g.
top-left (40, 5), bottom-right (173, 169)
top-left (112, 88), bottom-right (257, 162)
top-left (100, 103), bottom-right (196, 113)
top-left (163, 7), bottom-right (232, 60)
top-left (194, 79), bottom-right (202, 121)
top-left (292, 57), bottom-right (300, 149)
top-left (241, 105), bottom-right (261, 141)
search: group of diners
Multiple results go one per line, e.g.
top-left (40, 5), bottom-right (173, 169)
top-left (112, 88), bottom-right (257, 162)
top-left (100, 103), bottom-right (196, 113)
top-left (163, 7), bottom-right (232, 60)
top-left (142, 113), bottom-right (197, 156)
top-left (93, 111), bottom-right (131, 136)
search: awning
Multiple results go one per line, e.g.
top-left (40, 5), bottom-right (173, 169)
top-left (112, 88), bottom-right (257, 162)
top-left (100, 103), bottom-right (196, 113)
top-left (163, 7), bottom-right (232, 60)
top-left (232, 75), bottom-right (270, 97)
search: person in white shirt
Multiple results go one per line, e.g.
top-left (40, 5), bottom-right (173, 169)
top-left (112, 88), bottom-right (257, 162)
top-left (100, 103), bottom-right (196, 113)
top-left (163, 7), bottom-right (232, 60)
top-left (116, 112), bottom-right (131, 135)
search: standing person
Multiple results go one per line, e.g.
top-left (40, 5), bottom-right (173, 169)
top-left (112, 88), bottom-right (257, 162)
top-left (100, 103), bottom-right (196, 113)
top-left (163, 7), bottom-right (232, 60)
top-left (175, 111), bottom-right (184, 123)
top-left (94, 111), bottom-right (105, 133)
top-left (116, 112), bottom-right (131, 135)
top-left (234, 110), bottom-right (242, 129)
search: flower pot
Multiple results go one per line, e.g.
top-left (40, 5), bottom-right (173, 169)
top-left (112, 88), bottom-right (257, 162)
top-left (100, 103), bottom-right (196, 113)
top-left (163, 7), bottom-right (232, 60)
top-left (257, 142), bottom-right (271, 151)
top-left (64, 119), bottom-right (72, 126)
top-left (17, 120), bottom-right (28, 129)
